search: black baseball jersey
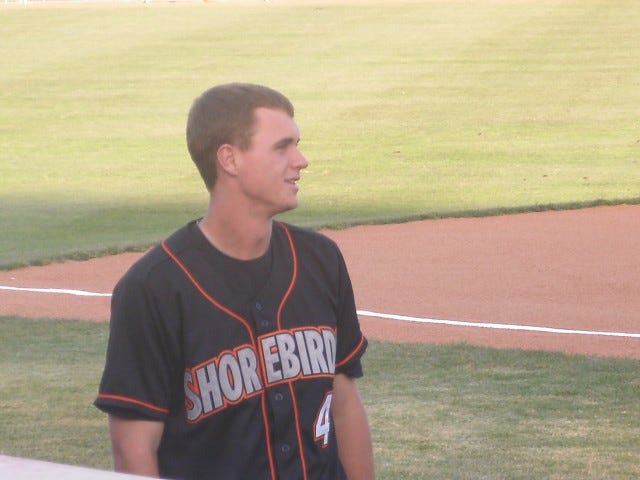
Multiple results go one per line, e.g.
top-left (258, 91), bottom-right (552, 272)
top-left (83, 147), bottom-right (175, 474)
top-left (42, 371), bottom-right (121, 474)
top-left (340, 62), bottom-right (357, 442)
top-left (95, 220), bottom-right (367, 480)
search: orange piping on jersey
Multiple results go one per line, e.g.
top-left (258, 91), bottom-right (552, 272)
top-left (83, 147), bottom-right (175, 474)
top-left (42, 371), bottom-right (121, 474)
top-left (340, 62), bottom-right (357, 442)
top-left (162, 240), bottom-right (278, 479)
top-left (261, 395), bottom-right (278, 480)
top-left (274, 223), bottom-right (309, 479)
top-left (161, 241), bottom-right (255, 341)
top-left (336, 334), bottom-right (366, 368)
top-left (275, 222), bottom-right (298, 331)
top-left (97, 394), bottom-right (169, 414)
top-left (288, 382), bottom-right (309, 480)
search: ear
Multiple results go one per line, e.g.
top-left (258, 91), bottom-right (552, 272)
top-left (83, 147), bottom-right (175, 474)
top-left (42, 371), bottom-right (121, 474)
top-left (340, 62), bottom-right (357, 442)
top-left (216, 144), bottom-right (239, 177)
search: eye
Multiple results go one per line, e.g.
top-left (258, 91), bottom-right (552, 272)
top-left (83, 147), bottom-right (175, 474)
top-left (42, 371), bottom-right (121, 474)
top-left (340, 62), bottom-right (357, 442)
top-left (275, 139), bottom-right (294, 152)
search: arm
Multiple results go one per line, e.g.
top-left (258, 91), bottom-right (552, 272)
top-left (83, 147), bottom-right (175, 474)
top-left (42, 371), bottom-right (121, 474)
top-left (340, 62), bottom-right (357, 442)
top-left (108, 414), bottom-right (165, 477)
top-left (332, 373), bottom-right (375, 480)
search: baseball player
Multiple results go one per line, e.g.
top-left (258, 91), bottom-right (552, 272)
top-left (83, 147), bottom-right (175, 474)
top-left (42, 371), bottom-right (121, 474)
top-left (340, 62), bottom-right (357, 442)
top-left (95, 83), bottom-right (374, 480)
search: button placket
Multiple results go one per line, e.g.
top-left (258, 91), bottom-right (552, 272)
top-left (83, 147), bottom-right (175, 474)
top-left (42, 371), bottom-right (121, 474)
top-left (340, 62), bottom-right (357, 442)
top-left (252, 300), bottom-right (273, 333)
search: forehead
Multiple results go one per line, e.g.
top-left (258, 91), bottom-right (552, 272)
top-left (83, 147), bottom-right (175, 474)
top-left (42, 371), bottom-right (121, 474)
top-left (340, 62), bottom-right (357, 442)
top-left (251, 107), bottom-right (299, 140)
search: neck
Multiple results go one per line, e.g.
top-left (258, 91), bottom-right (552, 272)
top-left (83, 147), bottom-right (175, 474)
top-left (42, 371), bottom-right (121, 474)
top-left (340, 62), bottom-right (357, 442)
top-left (198, 195), bottom-right (273, 261)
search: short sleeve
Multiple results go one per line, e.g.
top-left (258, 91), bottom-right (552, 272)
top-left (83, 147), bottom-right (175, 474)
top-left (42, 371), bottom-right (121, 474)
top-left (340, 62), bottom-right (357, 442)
top-left (95, 270), bottom-right (180, 420)
top-left (334, 248), bottom-right (367, 378)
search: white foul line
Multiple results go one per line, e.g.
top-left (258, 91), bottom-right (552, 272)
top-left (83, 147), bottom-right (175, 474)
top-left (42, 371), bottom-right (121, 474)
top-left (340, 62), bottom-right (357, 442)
top-left (356, 310), bottom-right (640, 339)
top-left (1, 285), bottom-right (638, 339)
top-left (0, 285), bottom-right (112, 297)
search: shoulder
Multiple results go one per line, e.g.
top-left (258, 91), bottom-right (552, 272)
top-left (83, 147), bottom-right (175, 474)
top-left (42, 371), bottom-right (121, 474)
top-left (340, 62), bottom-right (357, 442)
top-left (276, 222), bottom-right (340, 253)
top-left (274, 222), bottom-right (348, 279)
top-left (114, 223), bottom-right (195, 292)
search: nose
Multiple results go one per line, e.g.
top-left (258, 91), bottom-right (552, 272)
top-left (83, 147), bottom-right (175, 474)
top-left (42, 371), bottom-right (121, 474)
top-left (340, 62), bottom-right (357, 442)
top-left (294, 147), bottom-right (309, 170)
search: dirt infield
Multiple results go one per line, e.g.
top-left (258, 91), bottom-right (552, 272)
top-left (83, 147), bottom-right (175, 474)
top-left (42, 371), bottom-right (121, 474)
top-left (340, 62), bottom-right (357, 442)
top-left (1, 205), bottom-right (638, 359)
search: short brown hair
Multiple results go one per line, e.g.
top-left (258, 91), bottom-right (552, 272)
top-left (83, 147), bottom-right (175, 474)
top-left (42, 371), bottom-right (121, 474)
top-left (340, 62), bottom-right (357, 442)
top-left (186, 83), bottom-right (295, 190)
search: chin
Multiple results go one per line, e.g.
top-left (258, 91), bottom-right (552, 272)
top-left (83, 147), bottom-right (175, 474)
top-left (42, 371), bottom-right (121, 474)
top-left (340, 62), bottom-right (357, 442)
top-left (275, 200), bottom-right (298, 216)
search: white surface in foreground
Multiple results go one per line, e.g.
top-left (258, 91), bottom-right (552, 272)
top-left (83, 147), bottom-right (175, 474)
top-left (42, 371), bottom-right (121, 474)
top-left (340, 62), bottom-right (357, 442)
top-left (0, 455), bottom-right (148, 480)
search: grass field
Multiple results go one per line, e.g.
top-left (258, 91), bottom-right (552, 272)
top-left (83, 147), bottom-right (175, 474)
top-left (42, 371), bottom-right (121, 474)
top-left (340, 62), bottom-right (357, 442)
top-left (1, 317), bottom-right (639, 479)
top-left (1, 0), bottom-right (640, 268)
top-left (1, 1), bottom-right (639, 478)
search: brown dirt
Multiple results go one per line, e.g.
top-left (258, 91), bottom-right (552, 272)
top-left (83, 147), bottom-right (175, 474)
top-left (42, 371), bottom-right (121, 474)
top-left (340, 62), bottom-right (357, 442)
top-left (1, 205), bottom-right (638, 359)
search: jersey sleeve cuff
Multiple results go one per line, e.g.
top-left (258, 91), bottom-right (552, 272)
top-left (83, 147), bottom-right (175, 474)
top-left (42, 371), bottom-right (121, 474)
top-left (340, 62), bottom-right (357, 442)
top-left (335, 335), bottom-right (368, 378)
top-left (95, 393), bottom-right (169, 421)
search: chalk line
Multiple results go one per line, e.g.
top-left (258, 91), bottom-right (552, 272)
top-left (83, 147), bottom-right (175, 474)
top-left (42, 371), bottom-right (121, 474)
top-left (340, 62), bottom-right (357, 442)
top-left (0, 285), bottom-right (112, 297)
top-left (2, 285), bottom-right (638, 339)
top-left (357, 310), bottom-right (640, 339)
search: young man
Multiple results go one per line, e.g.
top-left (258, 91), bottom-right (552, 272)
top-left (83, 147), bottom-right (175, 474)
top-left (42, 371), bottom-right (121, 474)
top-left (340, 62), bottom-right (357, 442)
top-left (95, 83), bottom-right (374, 480)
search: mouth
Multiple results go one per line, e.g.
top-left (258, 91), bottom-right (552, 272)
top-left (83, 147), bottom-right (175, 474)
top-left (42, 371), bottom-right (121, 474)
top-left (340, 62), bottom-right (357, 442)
top-left (286, 177), bottom-right (300, 187)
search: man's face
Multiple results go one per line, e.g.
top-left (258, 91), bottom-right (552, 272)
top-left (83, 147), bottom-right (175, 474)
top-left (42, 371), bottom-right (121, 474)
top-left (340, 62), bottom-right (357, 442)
top-left (233, 107), bottom-right (308, 217)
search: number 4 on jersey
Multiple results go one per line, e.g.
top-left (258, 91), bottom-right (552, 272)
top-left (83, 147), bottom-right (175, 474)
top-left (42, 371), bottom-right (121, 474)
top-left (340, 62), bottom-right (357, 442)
top-left (314, 392), bottom-right (333, 447)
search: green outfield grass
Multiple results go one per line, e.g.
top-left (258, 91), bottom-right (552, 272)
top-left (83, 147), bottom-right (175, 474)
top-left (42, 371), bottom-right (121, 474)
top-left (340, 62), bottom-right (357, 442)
top-left (1, 317), bottom-right (639, 479)
top-left (1, 0), bottom-right (639, 268)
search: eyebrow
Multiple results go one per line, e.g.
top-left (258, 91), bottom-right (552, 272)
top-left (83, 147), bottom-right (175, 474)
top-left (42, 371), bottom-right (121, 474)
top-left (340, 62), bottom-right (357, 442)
top-left (274, 136), bottom-right (301, 149)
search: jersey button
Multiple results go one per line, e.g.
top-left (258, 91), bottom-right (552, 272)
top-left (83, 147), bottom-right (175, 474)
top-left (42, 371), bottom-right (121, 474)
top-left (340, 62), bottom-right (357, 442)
top-left (255, 301), bottom-right (263, 311)
top-left (274, 392), bottom-right (284, 401)
top-left (281, 444), bottom-right (291, 454)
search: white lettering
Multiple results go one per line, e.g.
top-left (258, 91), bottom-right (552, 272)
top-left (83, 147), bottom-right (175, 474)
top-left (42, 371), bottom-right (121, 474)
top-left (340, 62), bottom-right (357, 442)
top-left (259, 328), bottom-right (336, 386)
top-left (322, 329), bottom-right (336, 374)
top-left (277, 333), bottom-right (301, 379)
top-left (305, 330), bottom-right (329, 374)
top-left (196, 362), bottom-right (224, 413)
top-left (294, 330), bottom-right (312, 376)
top-left (184, 371), bottom-right (203, 422)
top-left (185, 345), bottom-right (262, 423)
top-left (185, 329), bottom-right (338, 422)
top-left (261, 336), bottom-right (283, 383)
top-left (218, 353), bottom-right (243, 402)
top-left (238, 347), bottom-right (262, 394)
